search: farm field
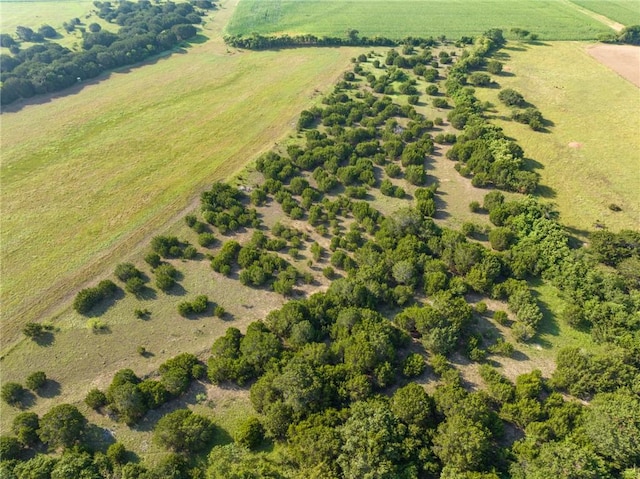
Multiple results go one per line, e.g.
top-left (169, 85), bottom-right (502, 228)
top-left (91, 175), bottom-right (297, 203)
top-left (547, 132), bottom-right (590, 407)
top-left (226, 0), bottom-right (615, 40)
top-left (570, 0), bottom-right (640, 26)
top-left (0, 2), bottom-right (362, 349)
top-left (474, 41), bottom-right (640, 234)
top-left (0, 0), bottom-right (94, 33)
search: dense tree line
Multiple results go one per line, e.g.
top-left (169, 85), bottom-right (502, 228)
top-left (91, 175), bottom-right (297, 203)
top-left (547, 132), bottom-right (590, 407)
top-left (0, 0), bottom-right (213, 105)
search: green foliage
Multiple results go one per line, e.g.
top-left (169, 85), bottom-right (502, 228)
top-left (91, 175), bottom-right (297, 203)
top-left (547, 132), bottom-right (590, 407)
top-left (154, 409), bottom-right (215, 453)
top-left (1, 382), bottom-right (25, 406)
top-left (154, 263), bottom-right (178, 292)
top-left (114, 263), bottom-right (142, 282)
top-left (498, 88), bottom-right (525, 107)
top-left (73, 280), bottom-right (118, 315)
top-left (22, 322), bottom-right (45, 339)
top-left (85, 388), bottom-right (107, 410)
top-left (25, 371), bottom-right (47, 392)
top-left (38, 404), bottom-right (87, 450)
top-left (234, 417), bottom-right (264, 449)
top-left (0, 436), bottom-right (21, 461)
top-left (402, 353), bottom-right (426, 378)
top-left (12, 412), bottom-right (40, 446)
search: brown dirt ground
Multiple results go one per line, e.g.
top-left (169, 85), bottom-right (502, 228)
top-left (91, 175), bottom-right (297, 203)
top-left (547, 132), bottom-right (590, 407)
top-left (587, 44), bottom-right (640, 88)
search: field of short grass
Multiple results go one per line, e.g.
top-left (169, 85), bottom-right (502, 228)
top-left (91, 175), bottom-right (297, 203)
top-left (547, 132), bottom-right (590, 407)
top-left (474, 41), bottom-right (640, 236)
top-left (226, 0), bottom-right (614, 40)
top-left (0, 3), bottom-right (362, 349)
top-left (0, 0), bottom-right (94, 34)
top-left (569, 0), bottom-right (640, 26)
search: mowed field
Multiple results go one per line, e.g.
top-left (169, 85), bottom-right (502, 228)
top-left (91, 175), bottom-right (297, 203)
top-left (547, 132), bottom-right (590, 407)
top-left (475, 41), bottom-right (640, 234)
top-left (0, 0), bottom-right (363, 348)
top-left (0, 0), bottom-right (94, 33)
top-left (226, 0), bottom-right (614, 40)
top-left (570, 0), bottom-right (640, 26)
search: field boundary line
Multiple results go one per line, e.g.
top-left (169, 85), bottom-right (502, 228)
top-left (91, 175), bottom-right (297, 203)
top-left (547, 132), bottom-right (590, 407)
top-left (563, 0), bottom-right (625, 32)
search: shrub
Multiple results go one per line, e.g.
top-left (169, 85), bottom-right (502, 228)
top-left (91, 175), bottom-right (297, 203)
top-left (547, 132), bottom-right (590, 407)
top-left (12, 412), bottom-right (40, 446)
top-left (214, 305), bottom-right (226, 318)
top-left (1, 382), bottom-right (24, 406)
top-left (134, 308), bottom-right (151, 319)
top-left (493, 310), bottom-right (509, 325)
top-left (198, 232), bottom-right (216, 247)
top-left (73, 280), bottom-right (119, 315)
top-left (475, 302), bottom-right (488, 314)
top-left (432, 98), bottom-right (448, 108)
top-left (469, 201), bottom-right (482, 213)
top-left (183, 245), bottom-right (197, 259)
top-left (145, 252), bottom-right (162, 268)
top-left (402, 353), bottom-right (426, 378)
top-left (125, 277), bottom-right (145, 296)
top-left (85, 389), bottom-right (107, 409)
top-left (114, 263), bottom-right (142, 282)
top-left (235, 417), bottom-right (264, 449)
top-left (155, 264), bottom-right (178, 291)
top-left (488, 338), bottom-right (515, 357)
top-left (25, 371), bottom-right (47, 391)
top-left (405, 165), bottom-right (426, 185)
top-left (498, 88), bottom-right (525, 107)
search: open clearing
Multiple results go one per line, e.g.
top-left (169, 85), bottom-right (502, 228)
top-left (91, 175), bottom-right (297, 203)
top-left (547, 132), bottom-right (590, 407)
top-left (475, 41), bottom-right (640, 234)
top-left (226, 0), bottom-right (615, 40)
top-left (587, 43), bottom-right (640, 86)
top-left (0, 0), bottom-right (362, 348)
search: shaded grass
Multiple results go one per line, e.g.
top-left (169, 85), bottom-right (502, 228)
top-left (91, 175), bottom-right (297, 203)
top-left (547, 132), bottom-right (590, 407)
top-left (227, 0), bottom-right (614, 40)
top-left (0, 34), bottom-right (363, 347)
top-left (474, 41), bottom-right (640, 236)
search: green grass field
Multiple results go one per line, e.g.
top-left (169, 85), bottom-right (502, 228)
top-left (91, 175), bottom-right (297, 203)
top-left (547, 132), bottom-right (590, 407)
top-left (0, 0), bottom-right (94, 33)
top-left (570, 0), bottom-right (640, 26)
top-left (0, 2), bottom-right (362, 349)
top-left (474, 41), bottom-right (640, 235)
top-left (226, 0), bottom-right (614, 40)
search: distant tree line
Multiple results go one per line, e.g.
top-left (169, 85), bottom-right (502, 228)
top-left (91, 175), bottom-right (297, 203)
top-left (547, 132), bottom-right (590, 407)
top-left (0, 0), bottom-right (213, 105)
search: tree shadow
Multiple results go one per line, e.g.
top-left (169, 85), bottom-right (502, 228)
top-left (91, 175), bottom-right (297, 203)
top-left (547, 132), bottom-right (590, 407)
top-left (433, 192), bottom-right (451, 220)
top-left (166, 282), bottom-right (187, 297)
top-left (33, 331), bottom-right (55, 347)
top-left (136, 285), bottom-right (157, 301)
top-left (536, 184), bottom-right (556, 200)
top-left (530, 284), bottom-right (558, 349)
top-left (17, 390), bottom-right (37, 410)
top-left (38, 379), bottom-right (62, 398)
top-left (87, 287), bottom-right (125, 318)
top-left (84, 423), bottom-right (117, 452)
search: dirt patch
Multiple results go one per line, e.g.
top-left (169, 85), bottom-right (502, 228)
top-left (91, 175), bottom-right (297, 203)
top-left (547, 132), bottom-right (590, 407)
top-left (568, 141), bottom-right (583, 148)
top-left (587, 44), bottom-right (640, 88)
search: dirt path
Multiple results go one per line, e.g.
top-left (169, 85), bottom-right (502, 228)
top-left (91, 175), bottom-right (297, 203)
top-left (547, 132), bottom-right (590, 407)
top-left (562, 0), bottom-right (625, 33)
top-left (587, 43), bottom-right (640, 88)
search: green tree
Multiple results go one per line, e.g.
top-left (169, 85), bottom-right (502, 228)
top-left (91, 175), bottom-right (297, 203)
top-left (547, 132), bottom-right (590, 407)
top-left (1, 382), bottom-right (25, 406)
top-left (38, 404), bottom-right (87, 450)
top-left (154, 409), bottom-right (215, 453)
top-left (12, 412), bottom-right (40, 446)
top-left (391, 383), bottom-right (435, 428)
top-left (432, 415), bottom-right (492, 472)
top-left (234, 417), bottom-right (264, 449)
top-left (25, 371), bottom-right (47, 392)
top-left (584, 389), bottom-right (640, 469)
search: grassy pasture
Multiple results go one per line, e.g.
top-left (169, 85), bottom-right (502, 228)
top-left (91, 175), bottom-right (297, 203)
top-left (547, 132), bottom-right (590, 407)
top-left (226, 0), bottom-right (614, 40)
top-left (569, 0), bottom-right (640, 26)
top-left (0, 18), bottom-right (362, 349)
top-left (0, 0), bottom-right (94, 33)
top-left (474, 41), bottom-right (640, 235)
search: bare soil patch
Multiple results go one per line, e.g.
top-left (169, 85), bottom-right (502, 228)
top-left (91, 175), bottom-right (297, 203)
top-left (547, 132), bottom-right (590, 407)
top-left (587, 44), bottom-right (640, 88)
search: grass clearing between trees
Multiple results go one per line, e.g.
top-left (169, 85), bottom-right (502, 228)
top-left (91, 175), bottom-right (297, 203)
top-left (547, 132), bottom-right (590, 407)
top-left (475, 41), bottom-right (640, 235)
top-left (0, 0), bottom-right (94, 34)
top-left (0, 11), bottom-right (362, 348)
top-left (226, 0), bottom-right (614, 40)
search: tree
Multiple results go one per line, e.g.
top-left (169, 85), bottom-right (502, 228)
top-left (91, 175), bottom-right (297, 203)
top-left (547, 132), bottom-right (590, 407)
top-left (88, 22), bottom-right (102, 33)
top-left (1, 382), bottom-right (25, 406)
top-left (85, 388), bottom-right (107, 410)
top-left (489, 227), bottom-right (514, 251)
top-left (234, 417), bottom-right (264, 449)
top-left (583, 389), bottom-right (640, 470)
top-left (0, 33), bottom-right (15, 47)
top-left (12, 412), bottom-right (40, 446)
top-left (498, 88), bottom-right (525, 107)
top-left (22, 322), bottom-right (44, 339)
top-left (0, 436), bottom-right (21, 461)
top-left (432, 415), bottom-right (492, 472)
top-left (25, 371), bottom-right (47, 392)
top-left (391, 383), bottom-right (435, 428)
top-left (154, 409), bottom-right (215, 453)
top-left (38, 404), bottom-right (87, 450)
top-left (486, 60), bottom-right (502, 74)
top-left (37, 25), bottom-right (57, 38)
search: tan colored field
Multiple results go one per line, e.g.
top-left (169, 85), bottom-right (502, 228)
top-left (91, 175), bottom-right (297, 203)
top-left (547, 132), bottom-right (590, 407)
top-left (587, 43), bottom-right (640, 87)
top-left (0, 0), bottom-right (362, 349)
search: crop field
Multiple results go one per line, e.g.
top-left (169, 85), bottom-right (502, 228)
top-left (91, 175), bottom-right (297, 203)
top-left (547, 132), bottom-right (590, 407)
top-left (0, 6), bottom-right (362, 349)
top-left (570, 0), bottom-right (640, 26)
top-left (474, 41), bottom-right (640, 235)
top-left (226, 0), bottom-right (614, 40)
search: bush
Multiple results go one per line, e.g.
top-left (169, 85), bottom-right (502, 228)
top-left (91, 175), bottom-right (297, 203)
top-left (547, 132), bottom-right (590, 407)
top-left (153, 409), bottom-right (215, 453)
top-left (198, 232), bottom-right (216, 247)
top-left (125, 276), bottom-right (145, 296)
top-left (493, 310), bottom-right (509, 325)
top-left (145, 252), bottom-right (162, 268)
top-left (85, 389), bottom-right (107, 410)
top-left (489, 227), bottom-right (514, 251)
top-left (1, 382), bottom-right (24, 406)
top-left (402, 353), bottom-right (426, 378)
top-left (475, 302), bottom-right (488, 314)
top-left (0, 436), bottom-right (21, 461)
top-left (498, 88), bottom-right (525, 107)
top-left (114, 263), bottom-right (142, 282)
top-left (469, 201), bottom-right (482, 213)
top-left (25, 371), bottom-right (47, 392)
top-left (155, 264), bottom-right (178, 291)
top-left (405, 165), bottom-right (426, 185)
top-left (73, 279), bottom-right (119, 315)
top-left (214, 305), bottom-right (226, 318)
top-left (323, 266), bottom-right (336, 279)
top-left (12, 412), bottom-right (40, 446)
top-left (235, 417), bottom-right (264, 449)
top-left (432, 98), bottom-right (448, 108)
